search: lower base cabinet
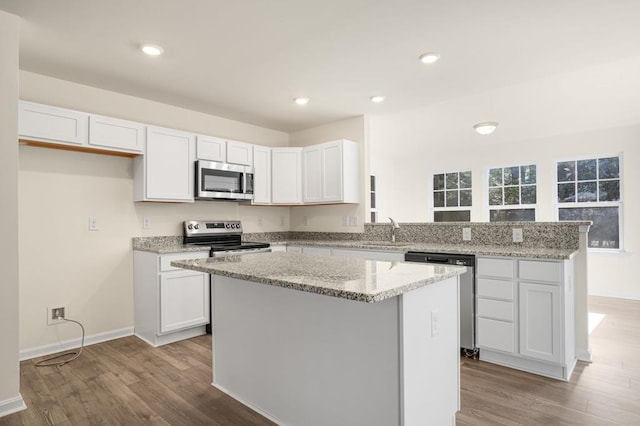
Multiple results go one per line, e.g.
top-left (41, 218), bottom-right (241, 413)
top-left (134, 250), bottom-right (210, 346)
top-left (476, 256), bottom-right (576, 381)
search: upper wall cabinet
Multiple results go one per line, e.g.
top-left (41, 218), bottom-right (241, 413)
top-left (302, 139), bottom-right (359, 204)
top-left (19, 101), bottom-right (144, 155)
top-left (196, 136), bottom-right (253, 166)
top-left (226, 140), bottom-right (254, 166)
top-left (196, 135), bottom-right (226, 162)
top-left (252, 145), bottom-right (272, 204)
top-left (88, 115), bottom-right (144, 153)
top-left (19, 101), bottom-right (88, 146)
top-left (134, 126), bottom-right (195, 202)
top-left (272, 148), bottom-right (303, 204)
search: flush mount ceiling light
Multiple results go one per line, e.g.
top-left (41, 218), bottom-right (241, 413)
top-left (294, 97), bottom-right (310, 105)
top-left (370, 95), bottom-right (386, 103)
top-left (419, 52), bottom-right (440, 64)
top-left (140, 43), bottom-right (164, 56)
top-left (473, 122), bottom-right (499, 135)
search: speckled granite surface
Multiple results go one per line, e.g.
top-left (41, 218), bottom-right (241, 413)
top-left (171, 252), bottom-right (465, 303)
top-left (134, 221), bottom-right (587, 259)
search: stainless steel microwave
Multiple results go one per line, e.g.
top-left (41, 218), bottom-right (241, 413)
top-left (195, 160), bottom-right (254, 201)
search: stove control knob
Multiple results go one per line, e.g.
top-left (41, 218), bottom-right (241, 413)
top-left (194, 224), bottom-right (200, 230)
top-left (225, 223), bottom-right (231, 229)
top-left (187, 224), bottom-right (193, 230)
top-left (233, 223), bottom-right (239, 228)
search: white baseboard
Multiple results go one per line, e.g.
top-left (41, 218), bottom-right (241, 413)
top-left (588, 290), bottom-right (640, 301)
top-left (0, 394), bottom-right (26, 418)
top-left (19, 327), bottom-right (134, 361)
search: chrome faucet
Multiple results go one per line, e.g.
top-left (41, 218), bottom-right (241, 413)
top-left (388, 217), bottom-right (400, 242)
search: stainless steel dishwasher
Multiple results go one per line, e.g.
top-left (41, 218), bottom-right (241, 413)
top-left (404, 251), bottom-right (477, 356)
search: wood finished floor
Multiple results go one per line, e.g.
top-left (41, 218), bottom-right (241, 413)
top-left (1, 295), bottom-right (638, 425)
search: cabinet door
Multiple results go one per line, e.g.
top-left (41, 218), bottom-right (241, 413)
top-left (145, 126), bottom-right (195, 201)
top-left (159, 270), bottom-right (209, 334)
top-left (321, 141), bottom-right (343, 202)
top-left (302, 145), bottom-right (323, 203)
top-left (19, 101), bottom-right (88, 146)
top-left (89, 115), bottom-right (144, 153)
top-left (519, 282), bottom-right (562, 363)
top-left (196, 135), bottom-right (226, 161)
top-left (252, 146), bottom-right (272, 204)
top-left (272, 148), bottom-right (302, 204)
top-left (226, 140), bottom-right (253, 165)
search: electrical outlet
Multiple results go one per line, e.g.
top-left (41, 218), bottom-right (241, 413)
top-left (302, 215), bottom-right (308, 226)
top-left (143, 217), bottom-right (152, 229)
top-left (280, 216), bottom-right (285, 226)
top-left (462, 227), bottom-right (471, 241)
top-left (513, 228), bottom-right (523, 243)
top-left (431, 310), bottom-right (440, 337)
top-left (257, 216), bottom-right (263, 226)
top-left (342, 216), bottom-right (348, 227)
top-left (88, 217), bottom-right (99, 231)
top-left (47, 305), bottom-right (68, 325)
top-left (348, 216), bottom-right (358, 227)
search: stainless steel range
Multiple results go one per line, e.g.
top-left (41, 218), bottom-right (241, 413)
top-left (183, 220), bottom-right (270, 334)
top-left (183, 220), bottom-right (270, 256)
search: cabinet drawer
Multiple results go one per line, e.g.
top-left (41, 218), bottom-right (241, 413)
top-left (477, 258), bottom-right (514, 279)
top-left (477, 278), bottom-right (513, 300)
top-left (519, 260), bottom-right (561, 283)
top-left (477, 318), bottom-right (515, 353)
top-left (477, 299), bottom-right (513, 321)
top-left (159, 252), bottom-right (209, 272)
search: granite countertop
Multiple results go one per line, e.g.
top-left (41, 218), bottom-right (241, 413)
top-left (133, 236), bottom-right (577, 259)
top-left (171, 252), bottom-right (466, 303)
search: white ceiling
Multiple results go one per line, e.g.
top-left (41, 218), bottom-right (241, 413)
top-left (1, 0), bottom-right (640, 132)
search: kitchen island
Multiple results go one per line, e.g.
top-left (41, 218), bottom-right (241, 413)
top-left (172, 252), bottom-right (466, 426)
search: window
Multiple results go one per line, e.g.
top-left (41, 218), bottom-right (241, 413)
top-left (433, 171), bottom-right (471, 222)
top-left (556, 156), bottom-right (622, 249)
top-left (370, 175), bottom-right (378, 223)
top-left (487, 164), bottom-right (536, 221)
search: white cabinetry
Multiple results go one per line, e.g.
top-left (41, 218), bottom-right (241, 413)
top-left (226, 140), bottom-right (253, 166)
top-left (196, 135), bottom-right (226, 161)
top-left (302, 140), bottom-right (359, 204)
top-left (476, 258), bottom-right (515, 354)
top-left (89, 115), bottom-right (144, 153)
top-left (271, 148), bottom-right (303, 204)
top-left (134, 251), bottom-right (210, 347)
top-left (252, 145), bottom-right (272, 204)
top-left (19, 101), bottom-right (88, 146)
top-left (134, 126), bottom-right (195, 202)
top-left (476, 256), bottom-right (576, 381)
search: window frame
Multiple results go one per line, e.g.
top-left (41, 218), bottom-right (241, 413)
top-left (553, 153), bottom-right (624, 252)
top-left (430, 169), bottom-right (472, 222)
top-left (484, 163), bottom-right (538, 222)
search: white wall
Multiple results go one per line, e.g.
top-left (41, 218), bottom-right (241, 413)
top-left (370, 57), bottom-right (640, 299)
top-left (18, 72), bottom-right (292, 352)
top-left (288, 116), bottom-right (367, 233)
top-left (0, 10), bottom-right (22, 414)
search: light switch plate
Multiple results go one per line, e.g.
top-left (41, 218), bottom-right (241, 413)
top-left (302, 215), bottom-right (308, 226)
top-left (89, 217), bottom-right (99, 231)
top-left (143, 217), bottom-right (151, 229)
top-left (462, 227), bottom-right (471, 241)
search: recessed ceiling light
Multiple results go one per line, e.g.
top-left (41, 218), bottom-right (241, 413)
top-left (419, 52), bottom-right (440, 64)
top-left (294, 97), bottom-right (310, 105)
top-left (370, 95), bottom-right (386, 103)
top-left (140, 44), bottom-right (164, 56)
top-left (473, 122), bottom-right (499, 135)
